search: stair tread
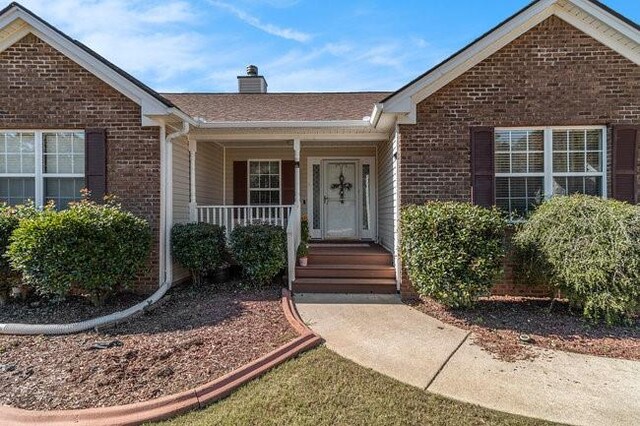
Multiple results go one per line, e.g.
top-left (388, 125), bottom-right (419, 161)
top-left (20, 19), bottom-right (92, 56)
top-left (294, 278), bottom-right (396, 284)
top-left (297, 265), bottom-right (395, 270)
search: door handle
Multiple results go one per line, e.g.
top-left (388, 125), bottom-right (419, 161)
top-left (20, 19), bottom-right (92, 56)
top-left (323, 195), bottom-right (328, 204)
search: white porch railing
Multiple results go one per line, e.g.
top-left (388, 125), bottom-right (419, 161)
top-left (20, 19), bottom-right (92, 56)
top-left (286, 204), bottom-right (301, 290)
top-left (196, 205), bottom-right (293, 239)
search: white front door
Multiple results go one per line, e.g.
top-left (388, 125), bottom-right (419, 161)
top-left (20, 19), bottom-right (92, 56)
top-left (323, 160), bottom-right (358, 239)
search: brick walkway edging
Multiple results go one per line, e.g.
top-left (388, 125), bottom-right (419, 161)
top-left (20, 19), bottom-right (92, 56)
top-left (0, 289), bottom-right (323, 426)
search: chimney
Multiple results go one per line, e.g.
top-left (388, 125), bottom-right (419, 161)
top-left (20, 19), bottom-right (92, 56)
top-left (237, 65), bottom-right (268, 94)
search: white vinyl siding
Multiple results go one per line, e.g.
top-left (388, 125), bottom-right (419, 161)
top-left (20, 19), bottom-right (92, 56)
top-left (377, 133), bottom-right (396, 253)
top-left (171, 137), bottom-right (190, 283)
top-left (196, 142), bottom-right (223, 205)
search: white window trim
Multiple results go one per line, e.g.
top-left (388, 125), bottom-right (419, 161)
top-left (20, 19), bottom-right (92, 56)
top-left (247, 159), bottom-right (282, 206)
top-left (495, 125), bottom-right (608, 205)
top-left (0, 130), bottom-right (85, 208)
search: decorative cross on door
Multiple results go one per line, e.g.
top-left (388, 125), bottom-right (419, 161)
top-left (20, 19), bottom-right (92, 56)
top-left (330, 164), bottom-right (353, 204)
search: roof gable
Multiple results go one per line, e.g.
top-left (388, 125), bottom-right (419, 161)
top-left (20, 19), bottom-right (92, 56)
top-left (0, 2), bottom-right (175, 126)
top-left (381, 0), bottom-right (640, 123)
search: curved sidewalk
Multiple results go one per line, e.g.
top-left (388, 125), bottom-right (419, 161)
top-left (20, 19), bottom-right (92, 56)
top-left (295, 293), bottom-right (640, 426)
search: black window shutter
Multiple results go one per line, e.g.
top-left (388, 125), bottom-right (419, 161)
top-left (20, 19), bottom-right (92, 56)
top-left (612, 125), bottom-right (638, 204)
top-left (233, 161), bottom-right (248, 205)
top-left (471, 127), bottom-right (495, 208)
top-left (85, 128), bottom-right (107, 202)
top-left (281, 160), bottom-right (295, 205)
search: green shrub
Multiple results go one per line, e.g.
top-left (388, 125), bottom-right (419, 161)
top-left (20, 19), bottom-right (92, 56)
top-left (230, 224), bottom-right (286, 286)
top-left (7, 199), bottom-right (151, 305)
top-left (400, 202), bottom-right (506, 308)
top-left (514, 195), bottom-right (640, 324)
top-left (172, 223), bottom-right (226, 285)
top-left (297, 215), bottom-right (310, 258)
top-left (0, 203), bottom-right (40, 301)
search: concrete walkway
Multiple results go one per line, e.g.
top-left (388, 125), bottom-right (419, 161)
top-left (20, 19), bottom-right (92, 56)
top-left (295, 293), bottom-right (640, 426)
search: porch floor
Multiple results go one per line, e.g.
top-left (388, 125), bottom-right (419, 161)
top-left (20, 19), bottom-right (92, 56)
top-left (293, 243), bottom-right (397, 294)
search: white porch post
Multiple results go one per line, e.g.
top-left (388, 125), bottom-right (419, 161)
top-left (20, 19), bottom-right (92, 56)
top-left (293, 138), bottom-right (301, 207)
top-left (188, 136), bottom-right (197, 222)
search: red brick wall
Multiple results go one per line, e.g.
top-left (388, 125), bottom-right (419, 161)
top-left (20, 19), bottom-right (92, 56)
top-left (398, 16), bottom-right (640, 299)
top-left (0, 34), bottom-right (161, 293)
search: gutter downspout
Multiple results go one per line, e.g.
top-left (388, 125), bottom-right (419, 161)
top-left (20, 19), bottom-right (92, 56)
top-left (0, 120), bottom-right (191, 336)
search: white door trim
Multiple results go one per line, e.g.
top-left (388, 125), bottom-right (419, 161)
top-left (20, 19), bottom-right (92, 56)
top-left (306, 156), bottom-right (376, 241)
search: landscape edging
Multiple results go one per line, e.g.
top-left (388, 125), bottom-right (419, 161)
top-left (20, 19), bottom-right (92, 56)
top-left (0, 288), bottom-right (323, 426)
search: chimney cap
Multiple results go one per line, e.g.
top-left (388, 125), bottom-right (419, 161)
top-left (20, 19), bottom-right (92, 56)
top-left (246, 64), bottom-right (259, 76)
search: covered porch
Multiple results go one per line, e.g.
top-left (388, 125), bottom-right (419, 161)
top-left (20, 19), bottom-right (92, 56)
top-left (182, 138), bottom-right (382, 240)
top-left (170, 124), bottom-right (397, 290)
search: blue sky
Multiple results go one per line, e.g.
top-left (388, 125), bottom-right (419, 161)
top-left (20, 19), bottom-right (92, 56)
top-left (10, 0), bottom-right (640, 93)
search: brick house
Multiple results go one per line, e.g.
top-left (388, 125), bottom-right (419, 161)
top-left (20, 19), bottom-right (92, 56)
top-left (0, 0), bottom-right (638, 298)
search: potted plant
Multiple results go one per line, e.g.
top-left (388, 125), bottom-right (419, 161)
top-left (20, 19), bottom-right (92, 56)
top-left (298, 214), bottom-right (310, 266)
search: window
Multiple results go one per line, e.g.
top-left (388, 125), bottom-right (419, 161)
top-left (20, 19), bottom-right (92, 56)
top-left (495, 127), bottom-right (606, 217)
top-left (0, 131), bottom-right (85, 209)
top-left (248, 160), bottom-right (280, 205)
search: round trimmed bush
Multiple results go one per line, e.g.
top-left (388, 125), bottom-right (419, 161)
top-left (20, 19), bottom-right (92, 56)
top-left (172, 222), bottom-right (226, 285)
top-left (514, 195), bottom-right (640, 324)
top-left (229, 224), bottom-right (286, 286)
top-left (0, 203), bottom-right (39, 302)
top-left (400, 202), bottom-right (506, 308)
top-left (7, 200), bottom-right (151, 305)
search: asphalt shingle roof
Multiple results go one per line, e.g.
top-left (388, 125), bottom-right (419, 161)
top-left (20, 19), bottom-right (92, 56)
top-left (161, 92), bottom-right (391, 122)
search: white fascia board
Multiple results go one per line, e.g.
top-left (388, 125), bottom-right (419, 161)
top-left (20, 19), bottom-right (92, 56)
top-left (573, 0), bottom-right (640, 42)
top-left (555, 5), bottom-right (640, 65)
top-left (0, 7), bottom-right (171, 124)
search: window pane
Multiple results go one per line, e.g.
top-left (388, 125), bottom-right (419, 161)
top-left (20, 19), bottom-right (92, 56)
top-left (512, 153), bottom-right (527, 173)
top-left (510, 178), bottom-right (526, 197)
top-left (553, 131), bottom-right (567, 151)
top-left (567, 176), bottom-right (584, 194)
top-left (553, 152), bottom-right (568, 173)
top-left (0, 177), bottom-right (35, 205)
top-left (495, 131), bottom-right (510, 151)
top-left (528, 152), bottom-right (543, 173)
top-left (312, 164), bottom-right (321, 230)
top-left (57, 154), bottom-right (74, 174)
top-left (553, 177), bottom-right (567, 196)
top-left (511, 131), bottom-right (527, 151)
top-left (569, 152), bottom-right (585, 173)
top-left (0, 132), bottom-right (36, 174)
top-left (43, 132), bottom-right (85, 175)
top-left (495, 177), bottom-right (543, 218)
top-left (586, 130), bottom-right (602, 151)
top-left (586, 152), bottom-right (601, 172)
top-left (495, 153), bottom-right (510, 173)
top-left (528, 131), bottom-right (544, 151)
top-left (496, 178), bottom-right (509, 198)
top-left (585, 177), bottom-right (603, 196)
top-left (44, 178), bottom-right (84, 209)
top-left (250, 162), bottom-right (259, 174)
top-left (569, 131), bottom-right (585, 151)
top-left (248, 161), bottom-right (281, 205)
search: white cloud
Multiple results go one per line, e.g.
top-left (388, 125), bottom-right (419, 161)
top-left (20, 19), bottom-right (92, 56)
top-left (15, 0), bottom-right (206, 84)
top-left (209, 1), bottom-right (311, 43)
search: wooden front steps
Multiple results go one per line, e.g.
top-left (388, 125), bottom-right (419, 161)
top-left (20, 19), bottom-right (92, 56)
top-left (293, 243), bottom-right (397, 294)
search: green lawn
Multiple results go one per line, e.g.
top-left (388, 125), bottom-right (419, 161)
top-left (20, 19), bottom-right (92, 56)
top-left (158, 347), bottom-right (557, 426)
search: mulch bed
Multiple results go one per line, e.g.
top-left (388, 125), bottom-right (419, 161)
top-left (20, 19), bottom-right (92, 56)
top-left (0, 292), bottom-right (148, 324)
top-left (410, 296), bottom-right (639, 362)
top-left (0, 284), bottom-right (297, 410)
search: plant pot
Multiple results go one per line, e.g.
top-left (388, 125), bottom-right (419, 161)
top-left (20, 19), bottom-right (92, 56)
top-left (298, 257), bottom-right (308, 267)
